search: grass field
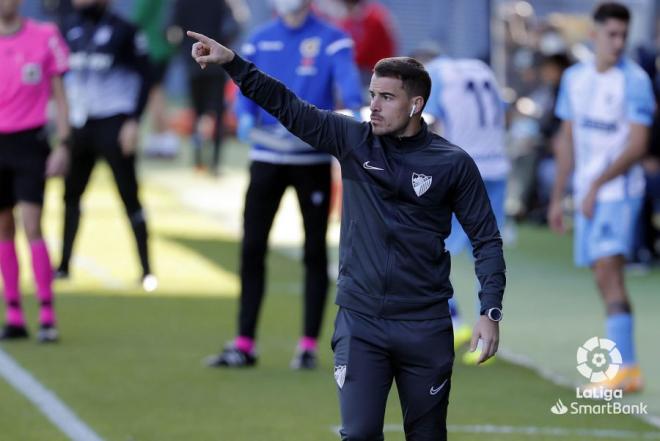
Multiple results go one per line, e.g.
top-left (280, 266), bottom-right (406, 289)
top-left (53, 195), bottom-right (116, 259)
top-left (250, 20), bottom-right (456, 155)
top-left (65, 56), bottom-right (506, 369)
top-left (1, 141), bottom-right (659, 440)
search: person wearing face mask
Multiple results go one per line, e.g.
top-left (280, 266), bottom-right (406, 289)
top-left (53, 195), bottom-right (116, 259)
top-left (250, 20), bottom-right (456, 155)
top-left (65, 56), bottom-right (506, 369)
top-left (205, 0), bottom-right (362, 370)
top-left (55, 0), bottom-right (156, 292)
top-left (187, 19), bottom-right (505, 437)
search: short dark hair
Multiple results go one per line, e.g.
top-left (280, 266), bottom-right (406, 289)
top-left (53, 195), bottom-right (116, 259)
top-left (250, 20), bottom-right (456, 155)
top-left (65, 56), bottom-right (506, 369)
top-left (373, 57), bottom-right (431, 109)
top-left (593, 2), bottom-right (630, 23)
top-left (541, 53), bottom-right (572, 70)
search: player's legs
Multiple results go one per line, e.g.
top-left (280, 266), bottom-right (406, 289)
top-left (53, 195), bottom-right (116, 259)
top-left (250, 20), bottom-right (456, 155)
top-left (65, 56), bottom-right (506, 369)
top-left (334, 308), bottom-right (393, 441)
top-left (59, 127), bottom-right (96, 276)
top-left (97, 116), bottom-right (152, 280)
top-left (582, 198), bottom-right (643, 392)
top-left (290, 163), bottom-right (331, 362)
top-left (206, 162), bottom-right (288, 367)
top-left (206, 74), bottom-right (226, 174)
top-left (0, 205), bottom-right (26, 336)
top-left (392, 316), bottom-right (454, 441)
top-left (15, 130), bottom-right (56, 337)
top-left (237, 162), bottom-right (288, 340)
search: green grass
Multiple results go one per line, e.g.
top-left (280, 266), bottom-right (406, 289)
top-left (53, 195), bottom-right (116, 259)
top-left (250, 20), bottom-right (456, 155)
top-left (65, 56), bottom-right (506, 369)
top-left (1, 140), bottom-right (659, 440)
top-left (1, 234), bottom-right (659, 440)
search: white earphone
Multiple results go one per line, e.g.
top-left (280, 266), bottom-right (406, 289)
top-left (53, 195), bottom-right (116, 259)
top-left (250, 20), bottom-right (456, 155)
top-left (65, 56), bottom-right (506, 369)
top-left (409, 104), bottom-right (417, 118)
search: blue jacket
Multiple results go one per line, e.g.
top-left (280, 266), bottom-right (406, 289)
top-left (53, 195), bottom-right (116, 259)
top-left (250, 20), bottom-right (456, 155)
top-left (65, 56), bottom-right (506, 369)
top-left (226, 55), bottom-right (506, 319)
top-left (236, 13), bottom-right (362, 165)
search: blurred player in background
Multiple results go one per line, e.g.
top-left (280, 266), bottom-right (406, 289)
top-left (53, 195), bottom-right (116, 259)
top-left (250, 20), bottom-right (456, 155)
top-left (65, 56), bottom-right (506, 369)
top-left (425, 53), bottom-right (509, 364)
top-left (54, 0), bottom-right (156, 291)
top-left (0, 0), bottom-right (70, 342)
top-left (549, 2), bottom-right (656, 393)
top-left (132, 0), bottom-right (179, 158)
top-left (168, 0), bottom-right (240, 174)
top-left (205, 0), bottom-right (362, 370)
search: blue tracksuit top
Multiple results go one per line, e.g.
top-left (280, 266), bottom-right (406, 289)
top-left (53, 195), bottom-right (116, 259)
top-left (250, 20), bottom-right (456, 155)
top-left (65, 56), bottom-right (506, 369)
top-left (235, 13), bottom-right (362, 165)
top-left (225, 55), bottom-right (506, 320)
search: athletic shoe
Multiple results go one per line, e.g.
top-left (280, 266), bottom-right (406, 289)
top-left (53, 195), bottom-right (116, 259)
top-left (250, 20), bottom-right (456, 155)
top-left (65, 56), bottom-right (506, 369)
top-left (462, 348), bottom-right (496, 366)
top-left (53, 268), bottom-right (69, 280)
top-left (0, 324), bottom-right (29, 340)
top-left (37, 325), bottom-right (59, 343)
top-left (206, 343), bottom-right (257, 368)
top-left (453, 324), bottom-right (472, 350)
top-left (290, 348), bottom-right (317, 370)
top-left (580, 365), bottom-right (644, 395)
top-left (142, 274), bottom-right (158, 293)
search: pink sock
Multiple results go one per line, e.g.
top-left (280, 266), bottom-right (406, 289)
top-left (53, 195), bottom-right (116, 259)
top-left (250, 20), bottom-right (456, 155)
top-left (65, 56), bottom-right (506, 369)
top-left (234, 336), bottom-right (255, 353)
top-left (30, 240), bottom-right (55, 326)
top-left (0, 240), bottom-right (25, 326)
top-left (299, 336), bottom-right (318, 352)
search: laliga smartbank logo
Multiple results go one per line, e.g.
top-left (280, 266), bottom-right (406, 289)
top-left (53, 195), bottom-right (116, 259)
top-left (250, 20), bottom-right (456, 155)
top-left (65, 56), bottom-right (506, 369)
top-left (576, 337), bottom-right (621, 382)
top-left (550, 337), bottom-right (648, 416)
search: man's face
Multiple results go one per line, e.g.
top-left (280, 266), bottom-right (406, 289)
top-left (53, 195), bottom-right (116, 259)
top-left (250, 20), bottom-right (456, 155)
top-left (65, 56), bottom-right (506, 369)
top-left (593, 18), bottom-right (628, 66)
top-left (369, 75), bottom-right (415, 136)
top-left (0, 0), bottom-right (21, 20)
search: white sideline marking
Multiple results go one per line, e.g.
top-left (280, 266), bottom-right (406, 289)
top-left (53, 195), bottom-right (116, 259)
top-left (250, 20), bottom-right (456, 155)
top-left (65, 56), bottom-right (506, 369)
top-left (0, 348), bottom-right (105, 441)
top-left (330, 424), bottom-right (660, 438)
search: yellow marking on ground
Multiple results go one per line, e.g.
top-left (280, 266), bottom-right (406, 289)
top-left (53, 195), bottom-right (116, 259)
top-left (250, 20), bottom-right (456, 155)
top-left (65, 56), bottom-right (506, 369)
top-left (10, 164), bottom-right (240, 298)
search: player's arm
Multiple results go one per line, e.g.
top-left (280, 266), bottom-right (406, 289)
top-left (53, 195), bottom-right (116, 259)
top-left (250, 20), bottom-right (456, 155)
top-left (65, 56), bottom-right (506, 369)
top-left (450, 154), bottom-right (506, 364)
top-left (188, 30), bottom-right (366, 159)
top-left (548, 67), bottom-right (575, 231)
top-left (46, 75), bottom-right (71, 177)
top-left (592, 124), bottom-right (649, 186)
top-left (548, 119), bottom-right (573, 232)
top-left (330, 35), bottom-right (362, 113)
top-left (581, 71), bottom-right (655, 218)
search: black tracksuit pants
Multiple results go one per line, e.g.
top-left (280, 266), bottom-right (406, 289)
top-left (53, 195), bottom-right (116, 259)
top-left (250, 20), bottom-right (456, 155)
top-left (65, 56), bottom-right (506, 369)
top-left (332, 307), bottom-right (454, 441)
top-left (59, 115), bottom-right (151, 277)
top-left (238, 161), bottom-right (331, 340)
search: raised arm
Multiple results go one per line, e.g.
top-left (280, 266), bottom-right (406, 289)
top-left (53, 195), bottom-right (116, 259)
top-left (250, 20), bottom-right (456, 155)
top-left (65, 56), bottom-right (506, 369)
top-left (187, 30), bottom-right (366, 158)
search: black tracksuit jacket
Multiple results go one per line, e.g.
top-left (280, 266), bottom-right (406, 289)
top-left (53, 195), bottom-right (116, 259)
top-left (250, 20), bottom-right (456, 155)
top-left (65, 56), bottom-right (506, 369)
top-left (225, 54), bottom-right (506, 320)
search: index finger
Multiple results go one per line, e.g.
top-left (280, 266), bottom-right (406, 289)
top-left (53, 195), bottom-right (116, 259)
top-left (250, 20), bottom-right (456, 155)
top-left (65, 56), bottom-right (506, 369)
top-left (187, 30), bottom-right (212, 44)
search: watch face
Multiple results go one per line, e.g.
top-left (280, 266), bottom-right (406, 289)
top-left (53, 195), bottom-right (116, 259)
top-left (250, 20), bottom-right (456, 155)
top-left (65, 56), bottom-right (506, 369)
top-left (488, 308), bottom-right (502, 321)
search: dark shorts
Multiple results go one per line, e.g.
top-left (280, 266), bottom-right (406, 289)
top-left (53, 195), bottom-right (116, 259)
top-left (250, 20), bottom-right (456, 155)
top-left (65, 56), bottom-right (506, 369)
top-left (0, 127), bottom-right (50, 209)
top-left (332, 307), bottom-right (454, 441)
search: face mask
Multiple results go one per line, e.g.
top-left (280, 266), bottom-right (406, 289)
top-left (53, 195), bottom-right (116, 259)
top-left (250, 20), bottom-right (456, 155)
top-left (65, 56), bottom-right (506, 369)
top-left (271, 0), bottom-right (305, 16)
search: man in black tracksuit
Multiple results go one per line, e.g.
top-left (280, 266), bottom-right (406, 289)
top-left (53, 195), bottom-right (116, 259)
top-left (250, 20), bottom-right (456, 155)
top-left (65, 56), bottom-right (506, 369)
top-left (55, 0), bottom-right (155, 289)
top-left (188, 31), bottom-right (506, 441)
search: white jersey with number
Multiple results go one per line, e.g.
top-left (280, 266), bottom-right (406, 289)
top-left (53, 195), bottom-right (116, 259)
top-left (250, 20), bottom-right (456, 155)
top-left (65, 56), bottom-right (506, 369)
top-left (555, 58), bottom-right (656, 204)
top-left (425, 57), bottom-right (509, 180)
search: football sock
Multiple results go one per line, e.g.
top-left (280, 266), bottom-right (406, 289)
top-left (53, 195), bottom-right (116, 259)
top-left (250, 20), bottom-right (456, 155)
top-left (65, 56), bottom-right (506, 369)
top-left (235, 336), bottom-right (255, 354)
top-left (30, 240), bottom-right (55, 326)
top-left (299, 336), bottom-right (317, 352)
top-left (0, 241), bottom-right (25, 326)
top-left (606, 313), bottom-right (636, 366)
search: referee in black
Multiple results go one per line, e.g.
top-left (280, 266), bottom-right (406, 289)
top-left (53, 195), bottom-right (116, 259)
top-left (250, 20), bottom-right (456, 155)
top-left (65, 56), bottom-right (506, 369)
top-left (188, 31), bottom-right (506, 441)
top-left (55, 0), bottom-right (155, 290)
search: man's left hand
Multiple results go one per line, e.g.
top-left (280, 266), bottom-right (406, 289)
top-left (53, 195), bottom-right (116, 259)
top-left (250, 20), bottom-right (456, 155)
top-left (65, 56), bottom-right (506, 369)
top-left (119, 119), bottom-right (139, 157)
top-left (469, 315), bottom-right (500, 365)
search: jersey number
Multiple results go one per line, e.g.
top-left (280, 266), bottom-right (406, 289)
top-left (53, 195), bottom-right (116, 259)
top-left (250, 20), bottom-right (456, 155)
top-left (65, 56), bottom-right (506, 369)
top-left (465, 80), bottom-right (502, 128)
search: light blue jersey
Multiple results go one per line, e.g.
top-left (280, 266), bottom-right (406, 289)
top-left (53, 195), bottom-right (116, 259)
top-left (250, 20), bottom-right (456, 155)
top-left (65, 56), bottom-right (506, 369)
top-left (236, 13), bottom-right (362, 165)
top-left (555, 58), bottom-right (655, 204)
top-left (555, 58), bottom-right (655, 267)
